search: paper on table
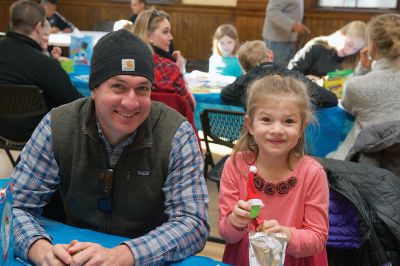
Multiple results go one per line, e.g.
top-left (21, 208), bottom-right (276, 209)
top-left (185, 70), bottom-right (236, 94)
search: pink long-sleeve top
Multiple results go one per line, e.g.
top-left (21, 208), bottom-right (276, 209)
top-left (218, 152), bottom-right (329, 266)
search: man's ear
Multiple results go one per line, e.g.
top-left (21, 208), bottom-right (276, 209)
top-left (245, 115), bottom-right (254, 135)
top-left (34, 21), bottom-right (43, 34)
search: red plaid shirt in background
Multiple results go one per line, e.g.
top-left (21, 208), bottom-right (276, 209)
top-left (153, 54), bottom-right (195, 111)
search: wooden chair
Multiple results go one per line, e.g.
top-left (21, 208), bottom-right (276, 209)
top-left (0, 84), bottom-right (48, 167)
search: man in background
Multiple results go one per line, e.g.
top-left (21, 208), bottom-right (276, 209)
top-left (41, 0), bottom-right (75, 33)
top-left (0, 0), bottom-right (81, 141)
top-left (262, 0), bottom-right (310, 67)
top-left (129, 0), bottom-right (146, 24)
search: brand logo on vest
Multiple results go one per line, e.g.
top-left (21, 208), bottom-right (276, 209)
top-left (137, 169), bottom-right (150, 176)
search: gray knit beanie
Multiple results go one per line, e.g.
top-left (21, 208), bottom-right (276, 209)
top-left (89, 29), bottom-right (154, 90)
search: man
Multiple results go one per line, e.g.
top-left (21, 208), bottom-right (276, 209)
top-left (0, 0), bottom-right (81, 141)
top-left (221, 40), bottom-right (338, 108)
top-left (262, 0), bottom-right (311, 67)
top-left (41, 0), bottom-right (74, 33)
top-left (11, 28), bottom-right (209, 265)
top-left (129, 0), bottom-right (146, 24)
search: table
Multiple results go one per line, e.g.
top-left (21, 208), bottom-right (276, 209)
top-left (1, 179), bottom-right (229, 266)
top-left (68, 67), bottom-right (354, 157)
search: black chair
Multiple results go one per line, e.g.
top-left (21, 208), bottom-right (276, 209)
top-left (200, 109), bottom-right (245, 244)
top-left (0, 84), bottom-right (48, 167)
top-left (200, 109), bottom-right (245, 190)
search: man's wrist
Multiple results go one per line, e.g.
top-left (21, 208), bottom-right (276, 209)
top-left (115, 244), bottom-right (135, 265)
top-left (28, 238), bottom-right (53, 265)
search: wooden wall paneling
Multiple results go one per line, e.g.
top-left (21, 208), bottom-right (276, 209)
top-left (156, 5), bottom-right (236, 60)
top-left (0, 1), bottom-right (14, 32)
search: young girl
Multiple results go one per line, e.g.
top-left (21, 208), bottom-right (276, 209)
top-left (209, 24), bottom-right (243, 77)
top-left (218, 75), bottom-right (329, 266)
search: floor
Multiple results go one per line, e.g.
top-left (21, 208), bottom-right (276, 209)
top-left (0, 143), bottom-right (230, 261)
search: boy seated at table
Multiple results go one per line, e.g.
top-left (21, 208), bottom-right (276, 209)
top-left (220, 40), bottom-right (338, 109)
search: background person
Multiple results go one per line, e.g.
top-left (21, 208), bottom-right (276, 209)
top-left (262, 0), bottom-right (310, 67)
top-left (208, 24), bottom-right (243, 77)
top-left (219, 75), bottom-right (329, 266)
top-left (220, 40), bottom-right (337, 108)
top-left (328, 14), bottom-right (400, 160)
top-left (0, 0), bottom-right (81, 142)
top-left (41, 0), bottom-right (75, 33)
top-left (11, 29), bottom-right (209, 266)
top-left (131, 9), bottom-right (195, 111)
top-left (129, 0), bottom-right (146, 24)
top-left (288, 20), bottom-right (366, 79)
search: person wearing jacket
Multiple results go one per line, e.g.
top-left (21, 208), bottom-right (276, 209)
top-left (0, 0), bottom-right (81, 141)
top-left (221, 40), bottom-right (338, 109)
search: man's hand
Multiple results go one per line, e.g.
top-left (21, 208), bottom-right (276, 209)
top-left (67, 241), bottom-right (135, 266)
top-left (292, 22), bottom-right (311, 35)
top-left (28, 239), bottom-right (73, 266)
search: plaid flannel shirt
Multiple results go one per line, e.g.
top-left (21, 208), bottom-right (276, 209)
top-left (11, 112), bottom-right (209, 265)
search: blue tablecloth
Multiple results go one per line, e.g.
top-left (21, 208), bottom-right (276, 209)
top-left (1, 179), bottom-right (229, 266)
top-left (69, 67), bottom-right (354, 157)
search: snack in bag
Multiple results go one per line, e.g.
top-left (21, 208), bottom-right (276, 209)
top-left (249, 232), bottom-right (287, 266)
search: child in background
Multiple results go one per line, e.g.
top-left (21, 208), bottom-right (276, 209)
top-left (220, 40), bottom-right (337, 108)
top-left (218, 75), bottom-right (329, 266)
top-left (209, 24), bottom-right (243, 77)
top-left (40, 19), bottom-right (67, 61)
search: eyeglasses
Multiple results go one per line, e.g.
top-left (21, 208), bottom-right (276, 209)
top-left (97, 168), bottom-right (113, 213)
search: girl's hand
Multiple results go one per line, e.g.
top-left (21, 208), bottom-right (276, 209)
top-left (173, 50), bottom-right (186, 73)
top-left (228, 200), bottom-right (252, 231)
top-left (256, 219), bottom-right (292, 243)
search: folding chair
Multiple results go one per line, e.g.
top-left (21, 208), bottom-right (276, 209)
top-left (0, 84), bottom-right (48, 167)
top-left (200, 109), bottom-right (245, 190)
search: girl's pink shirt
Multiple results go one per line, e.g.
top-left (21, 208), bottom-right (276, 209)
top-left (218, 152), bottom-right (329, 258)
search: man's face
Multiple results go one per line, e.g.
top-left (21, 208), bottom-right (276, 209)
top-left (130, 0), bottom-right (145, 15)
top-left (91, 75), bottom-right (152, 146)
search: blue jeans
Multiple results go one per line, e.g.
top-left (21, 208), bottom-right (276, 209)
top-left (264, 39), bottom-right (295, 68)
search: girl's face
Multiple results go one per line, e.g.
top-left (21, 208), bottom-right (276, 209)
top-left (337, 36), bottom-right (365, 57)
top-left (246, 96), bottom-right (306, 161)
top-left (148, 18), bottom-right (173, 52)
top-left (217, 35), bottom-right (236, 56)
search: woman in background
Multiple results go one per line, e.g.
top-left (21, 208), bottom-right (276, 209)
top-left (131, 9), bottom-right (195, 111)
top-left (328, 14), bottom-right (400, 159)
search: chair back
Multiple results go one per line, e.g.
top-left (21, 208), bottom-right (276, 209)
top-left (200, 109), bottom-right (245, 184)
top-left (151, 91), bottom-right (201, 149)
top-left (0, 84), bottom-right (48, 166)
